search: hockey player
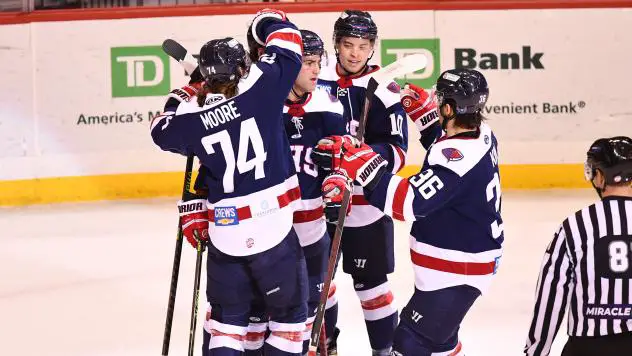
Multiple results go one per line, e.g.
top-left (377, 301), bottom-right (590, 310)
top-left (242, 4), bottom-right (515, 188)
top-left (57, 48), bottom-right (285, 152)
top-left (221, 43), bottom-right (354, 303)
top-left (525, 136), bottom-right (632, 356)
top-left (151, 10), bottom-right (309, 356)
top-left (313, 68), bottom-right (503, 355)
top-left (283, 29), bottom-right (347, 355)
top-left (315, 10), bottom-right (408, 355)
top-left (242, 28), bottom-right (347, 356)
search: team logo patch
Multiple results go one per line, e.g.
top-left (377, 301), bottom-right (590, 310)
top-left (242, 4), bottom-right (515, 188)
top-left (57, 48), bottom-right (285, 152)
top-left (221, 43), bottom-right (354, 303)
top-left (442, 148), bottom-right (464, 162)
top-left (387, 81), bottom-right (401, 93)
top-left (214, 206), bottom-right (239, 226)
top-left (402, 97), bottom-right (413, 108)
top-left (337, 86), bottom-right (348, 97)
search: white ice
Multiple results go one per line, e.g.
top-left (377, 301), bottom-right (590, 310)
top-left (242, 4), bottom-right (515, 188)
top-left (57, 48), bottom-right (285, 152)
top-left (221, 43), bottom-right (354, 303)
top-left (0, 190), bottom-right (597, 355)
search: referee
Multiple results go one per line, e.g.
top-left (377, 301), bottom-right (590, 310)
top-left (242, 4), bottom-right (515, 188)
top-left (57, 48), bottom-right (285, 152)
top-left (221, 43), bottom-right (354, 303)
top-left (524, 136), bottom-right (632, 356)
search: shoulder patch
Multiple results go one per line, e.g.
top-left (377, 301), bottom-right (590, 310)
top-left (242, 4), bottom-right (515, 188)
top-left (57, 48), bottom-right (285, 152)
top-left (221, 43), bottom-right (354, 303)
top-left (387, 81), bottom-right (401, 93)
top-left (427, 123), bottom-right (494, 177)
top-left (441, 148), bottom-right (464, 162)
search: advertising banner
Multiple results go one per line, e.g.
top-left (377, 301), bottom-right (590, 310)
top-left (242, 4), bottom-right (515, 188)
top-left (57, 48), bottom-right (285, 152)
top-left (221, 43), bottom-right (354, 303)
top-left (1, 8), bottom-right (631, 193)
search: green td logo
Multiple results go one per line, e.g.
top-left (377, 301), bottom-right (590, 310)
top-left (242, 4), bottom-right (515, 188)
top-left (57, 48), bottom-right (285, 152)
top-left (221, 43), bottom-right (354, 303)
top-left (111, 46), bottom-right (170, 98)
top-left (380, 39), bottom-right (440, 89)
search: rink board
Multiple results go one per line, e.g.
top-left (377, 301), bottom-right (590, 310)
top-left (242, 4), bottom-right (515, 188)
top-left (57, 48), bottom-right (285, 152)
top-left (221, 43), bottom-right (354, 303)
top-left (1, 3), bottom-right (630, 205)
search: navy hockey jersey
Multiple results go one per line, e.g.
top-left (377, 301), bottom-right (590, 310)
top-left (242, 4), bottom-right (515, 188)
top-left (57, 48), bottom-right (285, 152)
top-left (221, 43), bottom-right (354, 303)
top-left (284, 89), bottom-right (347, 248)
top-left (364, 123), bottom-right (504, 294)
top-left (151, 21), bottom-right (303, 257)
top-left (318, 56), bottom-right (408, 227)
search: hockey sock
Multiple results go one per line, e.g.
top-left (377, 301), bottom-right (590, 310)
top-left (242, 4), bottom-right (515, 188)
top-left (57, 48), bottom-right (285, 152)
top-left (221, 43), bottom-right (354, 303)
top-left (323, 281), bottom-right (339, 347)
top-left (244, 321), bottom-right (266, 355)
top-left (244, 304), bottom-right (267, 355)
top-left (207, 303), bottom-right (250, 355)
top-left (266, 305), bottom-right (306, 356)
top-left (353, 276), bottom-right (398, 351)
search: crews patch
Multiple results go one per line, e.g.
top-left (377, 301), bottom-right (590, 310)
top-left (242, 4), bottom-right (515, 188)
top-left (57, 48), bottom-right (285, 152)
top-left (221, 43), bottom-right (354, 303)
top-left (214, 206), bottom-right (239, 226)
top-left (442, 148), bottom-right (464, 162)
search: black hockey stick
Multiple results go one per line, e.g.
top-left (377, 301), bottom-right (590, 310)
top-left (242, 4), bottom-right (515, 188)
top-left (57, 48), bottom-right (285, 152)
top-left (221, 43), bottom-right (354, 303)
top-left (162, 154), bottom-right (195, 356)
top-left (187, 238), bottom-right (205, 356)
top-left (308, 54), bottom-right (429, 356)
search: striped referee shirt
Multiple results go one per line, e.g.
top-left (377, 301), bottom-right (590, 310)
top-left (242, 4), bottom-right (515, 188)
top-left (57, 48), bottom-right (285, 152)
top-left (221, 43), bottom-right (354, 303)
top-left (525, 196), bottom-right (632, 356)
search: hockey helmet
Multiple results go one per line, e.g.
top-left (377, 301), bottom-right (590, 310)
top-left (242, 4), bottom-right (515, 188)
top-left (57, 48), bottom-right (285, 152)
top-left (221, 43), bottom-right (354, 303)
top-left (435, 69), bottom-right (489, 115)
top-left (333, 10), bottom-right (378, 43)
top-left (585, 136), bottom-right (632, 185)
top-left (301, 29), bottom-right (324, 57)
top-left (198, 37), bottom-right (249, 84)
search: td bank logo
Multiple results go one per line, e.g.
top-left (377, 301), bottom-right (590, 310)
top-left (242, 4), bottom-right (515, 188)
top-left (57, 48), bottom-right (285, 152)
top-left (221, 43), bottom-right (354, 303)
top-left (380, 38), bottom-right (440, 88)
top-left (111, 46), bottom-right (170, 98)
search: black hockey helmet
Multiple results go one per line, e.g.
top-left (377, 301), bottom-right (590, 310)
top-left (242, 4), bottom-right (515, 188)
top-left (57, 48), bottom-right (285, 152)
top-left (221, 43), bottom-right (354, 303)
top-left (301, 29), bottom-right (324, 57)
top-left (333, 10), bottom-right (378, 43)
top-left (435, 69), bottom-right (489, 115)
top-left (585, 136), bottom-right (632, 185)
top-left (198, 37), bottom-right (248, 84)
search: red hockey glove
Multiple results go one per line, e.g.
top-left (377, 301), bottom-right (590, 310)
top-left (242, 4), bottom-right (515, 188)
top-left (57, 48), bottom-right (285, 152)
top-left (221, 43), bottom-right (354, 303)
top-left (177, 198), bottom-right (209, 249)
top-left (311, 135), bottom-right (360, 171)
top-left (250, 8), bottom-right (288, 46)
top-left (167, 82), bottom-right (203, 104)
top-left (313, 135), bottom-right (387, 190)
top-left (322, 171), bottom-right (353, 224)
top-left (400, 83), bottom-right (439, 133)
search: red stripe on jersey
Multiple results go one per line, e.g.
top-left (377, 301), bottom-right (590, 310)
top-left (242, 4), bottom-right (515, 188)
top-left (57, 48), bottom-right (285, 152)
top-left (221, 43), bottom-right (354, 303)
top-left (351, 195), bottom-right (369, 205)
top-left (266, 31), bottom-right (303, 50)
top-left (392, 179), bottom-right (410, 221)
top-left (360, 291), bottom-right (394, 311)
top-left (208, 206), bottom-right (252, 222)
top-left (393, 145), bottom-right (406, 172)
top-left (271, 330), bottom-right (303, 342)
top-left (410, 249), bottom-right (496, 275)
top-left (293, 206), bottom-right (324, 223)
top-left (278, 186), bottom-right (301, 208)
top-left (210, 330), bottom-right (244, 341)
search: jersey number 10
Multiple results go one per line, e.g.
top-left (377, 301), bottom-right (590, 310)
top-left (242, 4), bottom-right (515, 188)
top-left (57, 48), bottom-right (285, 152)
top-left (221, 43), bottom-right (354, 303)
top-left (201, 117), bottom-right (268, 193)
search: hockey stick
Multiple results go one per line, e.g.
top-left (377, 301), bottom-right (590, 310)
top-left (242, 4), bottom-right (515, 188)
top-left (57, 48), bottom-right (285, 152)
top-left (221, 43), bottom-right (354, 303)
top-left (162, 155), bottom-right (195, 356)
top-left (307, 53), bottom-right (428, 356)
top-left (187, 239), bottom-right (205, 356)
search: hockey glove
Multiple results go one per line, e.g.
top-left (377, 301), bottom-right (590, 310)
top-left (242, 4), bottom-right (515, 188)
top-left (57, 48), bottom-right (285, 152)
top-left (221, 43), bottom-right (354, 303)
top-left (250, 8), bottom-right (288, 46)
top-left (177, 198), bottom-right (209, 249)
top-left (313, 135), bottom-right (388, 190)
top-left (167, 82), bottom-right (202, 104)
top-left (400, 83), bottom-right (439, 134)
top-left (311, 135), bottom-right (360, 171)
top-left (322, 171), bottom-right (353, 224)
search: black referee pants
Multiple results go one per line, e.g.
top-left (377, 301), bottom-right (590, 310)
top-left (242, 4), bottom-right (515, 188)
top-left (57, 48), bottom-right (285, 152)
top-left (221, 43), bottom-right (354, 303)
top-left (562, 332), bottom-right (632, 356)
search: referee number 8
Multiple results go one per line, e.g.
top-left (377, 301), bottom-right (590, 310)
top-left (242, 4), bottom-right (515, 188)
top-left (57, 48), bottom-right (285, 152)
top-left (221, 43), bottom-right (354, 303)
top-left (609, 241), bottom-right (631, 272)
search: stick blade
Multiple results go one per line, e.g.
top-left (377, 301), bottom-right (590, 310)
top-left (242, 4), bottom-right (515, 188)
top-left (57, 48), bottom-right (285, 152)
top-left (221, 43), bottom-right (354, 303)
top-left (163, 39), bottom-right (198, 75)
top-left (372, 53), bottom-right (428, 85)
top-left (162, 39), bottom-right (187, 61)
